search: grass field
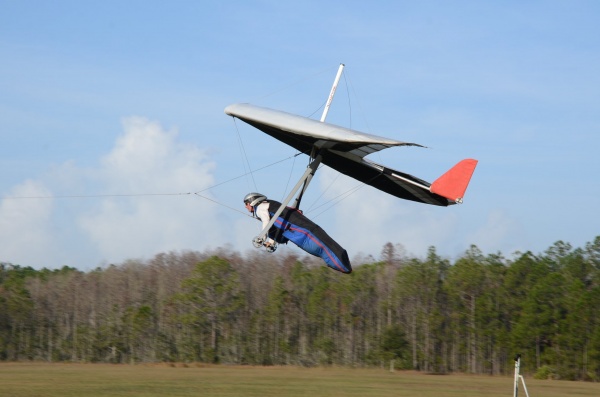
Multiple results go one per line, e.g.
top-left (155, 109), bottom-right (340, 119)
top-left (1, 363), bottom-right (599, 397)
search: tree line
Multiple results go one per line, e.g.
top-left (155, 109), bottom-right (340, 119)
top-left (1, 237), bottom-right (600, 381)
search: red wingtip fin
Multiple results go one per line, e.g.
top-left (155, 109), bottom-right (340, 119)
top-left (430, 159), bottom-right (478, 203)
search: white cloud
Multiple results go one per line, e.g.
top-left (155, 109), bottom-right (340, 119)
top-left (0, 180), bottom-right (55, 266)
top-left (78, 116), bottom-right (220, 264)
top-left (1, 117), bottom-right (222, 268)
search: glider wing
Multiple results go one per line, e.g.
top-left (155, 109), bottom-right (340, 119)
top-left (225, 103), bottom-right (422, 154)
top-left (226, 103), bottom-right (477, 206)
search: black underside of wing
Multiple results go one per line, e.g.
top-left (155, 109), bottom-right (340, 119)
top-left (243, 119), bottom-right (319, 153)
top-left (320, 152), bottom-right (451, 206)
top-left (241, 118), bottom-right (450, 206)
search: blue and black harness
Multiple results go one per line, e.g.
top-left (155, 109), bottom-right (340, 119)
top-left (256, 200), bottom-right (352, 274)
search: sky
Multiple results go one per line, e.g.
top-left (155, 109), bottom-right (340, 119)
top-left (1, 1), bottom-right (599, 269)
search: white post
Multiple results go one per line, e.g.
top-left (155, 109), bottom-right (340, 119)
top-left (320, 63), bottom-right (345, 122)
top-left (519, 375), bottom-right (530, 397)
top-left (513, 354), bottom-right (530, 397)
top-left (514, 354), bottom-right (521, 397)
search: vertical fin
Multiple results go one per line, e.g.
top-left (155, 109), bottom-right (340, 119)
top-left (430, 159), bottom-right (478, 203)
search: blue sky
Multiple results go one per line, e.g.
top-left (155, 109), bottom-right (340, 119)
top-left (1, 1), bottom-right (599, 269)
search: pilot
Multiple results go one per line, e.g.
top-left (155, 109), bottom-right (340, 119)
top-left (243, 192), bottom-right (352, 273)
top-left (243, 192), bottom-right (275, 248)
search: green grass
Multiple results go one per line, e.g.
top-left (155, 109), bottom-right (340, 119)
top-left (1, 363), bottom-right (599, 397)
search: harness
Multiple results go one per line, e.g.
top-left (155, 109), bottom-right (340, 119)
top-left (252, 199), bottom-right (268, 218)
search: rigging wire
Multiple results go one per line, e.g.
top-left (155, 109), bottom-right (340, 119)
top-left (251, 65), bottom-right (338, 103)
top-left (305, 171), bottom-right (341, 213)
top-left (280, 152), bottom-right (299, 203)
top-left (342, 70), bottom-right (352, 129)
top-left (308, 183), bottom-right (366, 220)
top-left (344, 68), bottom-right (393, 171)
top-left (194, 193), bottom-right (254, 219)
top-left (345, 69), bottom-right (371, 135)
top-left (2, 154), bottom-right (302, 201)
top-left (2, 192), bottom-right (193, 200)
top-left (231, 117), bottom-right (257, 192)
top-left (308, 172), bottom-right (383, 220)
top-left (307, 101), bottom-right (326, 119)
top-left (194, 153), bottom-right (303, 195)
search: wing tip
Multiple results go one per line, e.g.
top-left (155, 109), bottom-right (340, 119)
top-left (430, 159), bottom-right (478, 203)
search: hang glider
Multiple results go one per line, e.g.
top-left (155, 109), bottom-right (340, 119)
top-left (225, 64), bottom-right (477, 272)
top-left (225, 102), bottom-right (478, 206)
